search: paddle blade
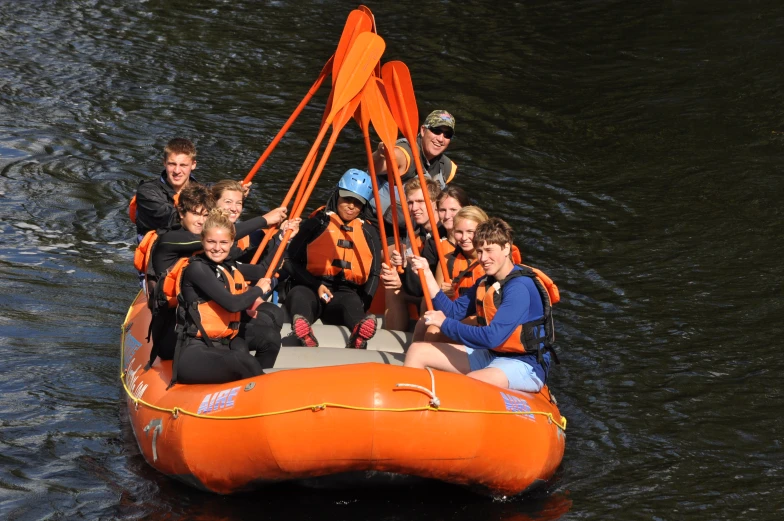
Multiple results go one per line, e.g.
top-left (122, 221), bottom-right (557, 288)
top-left (381, 61), bottom-right (419, 138)
top-left (333, 91), bottom-right (363, 133)
top-left (355, 96), bottom-right (367, 131)
top-left (320, 88), bottom-right (335, 129)
top-left (364, 77), bottom-right (398, 147)
top-left (357, 5), bottom-right (381, 76)
top-left (333, 10), bottom-right (373, 86)
top-left (331, 32), bottom-right (385, 119)
top-left (358, 5), bottom-right (377, 34)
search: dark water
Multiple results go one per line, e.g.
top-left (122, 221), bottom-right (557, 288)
top-left (1, 0), bottom-right (783, 519)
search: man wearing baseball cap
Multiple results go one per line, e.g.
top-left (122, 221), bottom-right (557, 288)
top-left (370, 109), bottom-right (458, 227)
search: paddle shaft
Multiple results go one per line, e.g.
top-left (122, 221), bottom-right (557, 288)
top-left (359, 106), bottom-right (391, 266)
top-left (242, 56), bottom-right (333, 185)
top-left (385, 152), bottom-right (434, 311)
top-left (387, 66), bottom-right (451, 282)
top-left (262, 101), bottom-right (359, 280)
top-left (363, 77), bottom-right (433, 308)
top-left (384, 155), bottom-right (403, 270)
top-left (247, 118), bottom-right (334, 265)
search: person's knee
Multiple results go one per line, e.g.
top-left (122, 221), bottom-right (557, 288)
top-left (384, 290), bottom-right (409, 331)
top-left (246, 327), bottom-right (281, 352)
top-left (258, 302), bottom-right (284, 328)
top-left (234, 352), bottom-right (264, 378)
top-left (404, 341), bottom-right (430, 367)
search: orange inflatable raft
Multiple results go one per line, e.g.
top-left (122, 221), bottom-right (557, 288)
top-left (121, 290), bottom-right (566, 496)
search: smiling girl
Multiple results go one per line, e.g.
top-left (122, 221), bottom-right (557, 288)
top-left (172, 209), bottom-right (283, 385)
top-left (210, 179), bottom-right (293, 265)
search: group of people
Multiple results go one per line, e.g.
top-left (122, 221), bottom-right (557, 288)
top-left (131, 109), bottom-right (559, 393)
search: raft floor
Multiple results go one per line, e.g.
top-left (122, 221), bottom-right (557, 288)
top-left (272, 319), bottom-right (411, 371)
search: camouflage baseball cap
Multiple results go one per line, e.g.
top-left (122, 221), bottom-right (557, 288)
top-left (423, 110), bottom-right (455, 131)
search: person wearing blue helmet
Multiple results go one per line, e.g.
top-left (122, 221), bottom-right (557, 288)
top-left (282, 169), bottom-right (382, 349)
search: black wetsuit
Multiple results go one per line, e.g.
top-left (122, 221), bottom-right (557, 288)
top-left (174, 255), bottom-right (283, 385)
top-left (283, 192), bottom-right (382, 329)
top-left (134, 173), bottom-right (180, 240)
top-left (147, 216), bottom-right (270, 362)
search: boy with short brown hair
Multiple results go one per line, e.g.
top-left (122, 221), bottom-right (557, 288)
top-left (404, 218), bottom-right (556, 392)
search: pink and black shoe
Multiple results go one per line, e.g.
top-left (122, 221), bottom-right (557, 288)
top-left (346, 314), bottom-right (377, 350)
top-left (292, 314), bottom-right (319, 348)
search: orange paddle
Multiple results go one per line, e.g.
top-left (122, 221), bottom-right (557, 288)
top-left (242, 56), bottom-right (333, 185)
top-left (321, 9), bottom-right (373, 129)
top-left (258, 33), bottom-right (386, 282)
top-left (357, 80), bottom-right (391, 267)
top-left (382, 61), bottom-right (451, 282)
top-left (357, 5), bottom-right (381, 77)
top-left (248, 33), bottom-right (384, 267)
top-left (364, 76), bottom-right (434, 310)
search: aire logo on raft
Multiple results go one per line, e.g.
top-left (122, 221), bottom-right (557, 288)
top-left (124, 330), bottom-right (142, 367)
top-left (197, 386), bottom-right (241, 415)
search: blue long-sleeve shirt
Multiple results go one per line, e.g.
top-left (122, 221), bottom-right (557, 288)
top-left (435, 266), bottom-right (550, 381)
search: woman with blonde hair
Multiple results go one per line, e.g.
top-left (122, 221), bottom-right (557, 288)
top-left (172, 209), bottom-right (282, 385)
top-left (435, 206), bottom-right (489, 300)
top-left (210, 179), bottom-right (297, 265)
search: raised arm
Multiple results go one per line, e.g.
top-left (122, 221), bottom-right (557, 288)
top-left (371, 142), bottom-right (408, 178)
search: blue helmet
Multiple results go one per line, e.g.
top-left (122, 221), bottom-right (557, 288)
top-left (337, 168), bottom-right (373, 206)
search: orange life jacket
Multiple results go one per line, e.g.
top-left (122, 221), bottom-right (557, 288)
top-left (235, 227), bottom-right (274, 253)
top-left (129, 195), bottom-right (137, 224)
top-left (139, 232), bottom-right (203, 312)
top-left (129, 192), bottom-right (180, 225)
top-left (475, 264), bottom-right (559, 361)
top-left (440, 237), bottom-right (456, 257)
top-left (237, 235), bottom-right (250, 251)
top-left (306, 211), bottom-right (373, 286)
top-left (176, 259), bottom-right (246, 340)
top-left (152, 256), bottom-right (191, 310)
top-left (134, 230), bottom-right (158, 273)
top-left (511, 245), bottom-right (522, 265)
top-left (447, 251), bottom-right (484, 300)
top-left (447, 245), bottom-right (523, 300)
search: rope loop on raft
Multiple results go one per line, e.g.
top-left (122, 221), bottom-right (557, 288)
top-left (394, 367), bottom-right (440, 408)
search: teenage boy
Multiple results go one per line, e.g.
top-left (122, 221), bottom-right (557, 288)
top-left (404, 218), bottom-right (556, 392)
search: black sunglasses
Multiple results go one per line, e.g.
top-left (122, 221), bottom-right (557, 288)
top-left (428, 127), bottom-right (454, 139)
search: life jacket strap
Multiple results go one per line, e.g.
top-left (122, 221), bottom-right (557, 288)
top-left (183, 301), bottom-right (216, 349)
top-left (452, 259), bottom-right (480, 287)
top-left (331, 259), bottom-right (352, 270)
top-left (337, 239), bottom-right (354, 249)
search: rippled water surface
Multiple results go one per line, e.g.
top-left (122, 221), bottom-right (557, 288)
top-left (1, 1), bottom-right (783, 519)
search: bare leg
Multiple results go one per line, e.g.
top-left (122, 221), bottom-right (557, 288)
top-left (383, 287), bottom-right (409, 331)
top-left (467, 367), bottom-right (509, 388)
top-left (404, 341), bottom-right (471, 374)
top-left (412, 318), bottom-right (427, 341)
